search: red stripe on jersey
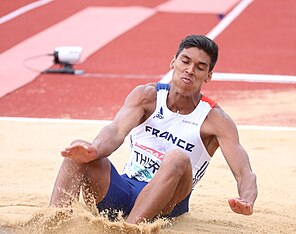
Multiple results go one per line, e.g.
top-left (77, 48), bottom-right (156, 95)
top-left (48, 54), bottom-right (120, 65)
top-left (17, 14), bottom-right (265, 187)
top-left (135, 142), bottom-right (165, 160)
top-left (201, 95), bottom-right (216, 108)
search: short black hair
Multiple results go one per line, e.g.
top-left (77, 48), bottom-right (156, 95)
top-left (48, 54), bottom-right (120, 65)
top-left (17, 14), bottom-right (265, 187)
top-left (175, 35), bottom-right (219, 72)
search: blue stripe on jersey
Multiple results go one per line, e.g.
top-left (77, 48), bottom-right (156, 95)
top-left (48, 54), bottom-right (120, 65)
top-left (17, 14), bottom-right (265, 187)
top-left (156, 83), bottom-right (170, 91)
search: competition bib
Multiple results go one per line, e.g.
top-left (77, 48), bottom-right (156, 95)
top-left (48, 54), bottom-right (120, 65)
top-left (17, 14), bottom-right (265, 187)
top-left (125, 142), bottom-right (165, 182)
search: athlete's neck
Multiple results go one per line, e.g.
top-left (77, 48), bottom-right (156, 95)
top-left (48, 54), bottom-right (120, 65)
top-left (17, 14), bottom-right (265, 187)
top-left (167, 91), bottom-right (202, 114)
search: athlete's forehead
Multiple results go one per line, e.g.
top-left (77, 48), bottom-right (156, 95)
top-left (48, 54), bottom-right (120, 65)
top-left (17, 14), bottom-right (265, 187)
top-left (178, 48), bottom-right (210, 67)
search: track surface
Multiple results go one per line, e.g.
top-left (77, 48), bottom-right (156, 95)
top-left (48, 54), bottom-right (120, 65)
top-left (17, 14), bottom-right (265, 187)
top-left (0, 0), bottom-right (295, 125)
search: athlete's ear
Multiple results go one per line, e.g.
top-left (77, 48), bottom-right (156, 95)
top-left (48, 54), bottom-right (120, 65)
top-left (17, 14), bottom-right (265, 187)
top-left (204, 71), bottom-right (213, 83)
top-left (170, 57), bottom-right (176, 69)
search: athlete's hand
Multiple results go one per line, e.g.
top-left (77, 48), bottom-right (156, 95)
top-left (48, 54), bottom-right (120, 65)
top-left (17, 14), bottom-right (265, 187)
top-left (61, 140), bottom-right (98, 163)
top-left (228, 198), bottom-right (253, 215)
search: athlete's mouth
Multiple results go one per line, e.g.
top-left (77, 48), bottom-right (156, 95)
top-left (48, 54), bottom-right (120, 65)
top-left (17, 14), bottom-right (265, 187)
top-left (181, 76), bottom-right (193, 84)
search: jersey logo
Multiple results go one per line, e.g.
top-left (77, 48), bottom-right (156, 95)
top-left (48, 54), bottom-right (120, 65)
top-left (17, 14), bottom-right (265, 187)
top-left (182, 119), bottom-right (198, 126)
top-left (153, 106), bottom-right (164, 119)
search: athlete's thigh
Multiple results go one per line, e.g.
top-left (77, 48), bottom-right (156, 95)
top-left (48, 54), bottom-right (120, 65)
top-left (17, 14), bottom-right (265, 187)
top-left (82, 157), bottom-right (112, 204)
top-left (160, 150), bottom-right (192, 208)
top-left (97, 164), bottom-right (147, 218)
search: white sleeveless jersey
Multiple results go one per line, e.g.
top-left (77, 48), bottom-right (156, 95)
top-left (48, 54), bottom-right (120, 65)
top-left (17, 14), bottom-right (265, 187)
top-left (123, 83), bottom-right (216, 189)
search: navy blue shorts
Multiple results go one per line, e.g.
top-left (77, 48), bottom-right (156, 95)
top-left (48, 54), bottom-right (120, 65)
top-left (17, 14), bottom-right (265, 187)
top-left (97, 163), bottom-right (191, 220)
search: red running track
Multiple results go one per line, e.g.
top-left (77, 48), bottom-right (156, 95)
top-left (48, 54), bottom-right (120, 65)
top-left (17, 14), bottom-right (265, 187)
top-left (0, 0), bottom-right (295, 125)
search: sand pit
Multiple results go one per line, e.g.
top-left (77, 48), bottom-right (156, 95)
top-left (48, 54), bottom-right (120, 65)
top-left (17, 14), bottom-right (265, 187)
top-left (0, 119), bottom-right (295, 233)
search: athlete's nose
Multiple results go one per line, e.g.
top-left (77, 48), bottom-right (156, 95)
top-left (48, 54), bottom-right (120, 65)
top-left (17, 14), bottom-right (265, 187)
top-left (185, 64), bottom-right (194, 74)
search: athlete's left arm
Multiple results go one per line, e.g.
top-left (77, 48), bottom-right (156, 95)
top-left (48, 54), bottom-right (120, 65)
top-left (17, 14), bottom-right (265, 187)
top-left (208, 107), bottom-right (258, 215)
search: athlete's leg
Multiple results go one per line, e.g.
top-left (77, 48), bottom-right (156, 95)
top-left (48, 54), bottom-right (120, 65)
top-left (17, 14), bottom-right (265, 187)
top-left (95, 165), bottom-right (148, 219)
top-left (49, 157), bottom-right (111, 208)
top-left (126, 149), bottom-right (192, 224)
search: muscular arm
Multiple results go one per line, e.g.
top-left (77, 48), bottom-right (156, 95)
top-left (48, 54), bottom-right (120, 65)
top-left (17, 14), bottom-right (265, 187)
top-left (92, 84), bottom-right (156, 158)
top-left (61, 84), bottom-right (156, 163)
top-left (204, 107), bottom-right (258, 215)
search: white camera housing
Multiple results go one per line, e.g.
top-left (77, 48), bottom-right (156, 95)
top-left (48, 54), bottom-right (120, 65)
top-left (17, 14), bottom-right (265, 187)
top-left (54, 46), bottom-right (82, 64)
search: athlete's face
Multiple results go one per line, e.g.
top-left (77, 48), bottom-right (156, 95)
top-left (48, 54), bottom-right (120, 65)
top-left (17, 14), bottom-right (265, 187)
top-left (170, 47), bottom-right (212, 95)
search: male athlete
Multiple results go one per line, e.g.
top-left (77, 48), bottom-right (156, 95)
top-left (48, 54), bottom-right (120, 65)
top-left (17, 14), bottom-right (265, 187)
top-left (50, 35), bottom-right (258, 224)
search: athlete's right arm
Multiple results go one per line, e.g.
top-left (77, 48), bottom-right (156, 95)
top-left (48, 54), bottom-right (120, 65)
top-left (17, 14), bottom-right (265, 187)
top-left (61, 84), bottom-right (156, 163)
top-left (92, 84), bottom-right (156, 158)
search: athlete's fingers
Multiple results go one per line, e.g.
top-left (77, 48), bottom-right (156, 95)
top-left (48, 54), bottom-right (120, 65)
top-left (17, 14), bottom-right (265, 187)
top-left (228, 198), bottom-right (235, 208)
top-left (65, 144), bottom-right (88, 152)
top-left (228, 198), bottom-right (253, 215)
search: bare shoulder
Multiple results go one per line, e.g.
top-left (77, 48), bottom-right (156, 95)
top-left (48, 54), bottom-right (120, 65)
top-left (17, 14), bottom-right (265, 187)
top-left (139, 83), bottom-right (157, 103)
top-left (119, 83), bottom-right (157, 125)
top-left (203, 104), bottom-right (239, 138)
top-left (125, 83), bottom-right (157, 106)
top-left (113, 83), bottom-right (157, 129)
top-left (208, 105), bottom-right (233, 122)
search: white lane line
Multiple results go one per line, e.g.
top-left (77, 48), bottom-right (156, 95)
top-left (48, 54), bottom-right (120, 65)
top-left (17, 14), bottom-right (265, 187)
top-left (0, 117), bottom-right (295, 131)
top-left (82, 73), bottom-right (162, 79)
top-left (0, 0), bottom-right (53, 24)
top-left (0, 117), bottom-right (111, 125)
top-left (81, 72), bottom-right (296, 83)
top-left (206, 0), bottom-right (253, 40)
top-left (212, 73), bottom-right (296, 83)
top-left (158, 72), bottom-right (296, 84)
top-left (237, 125), bottom-right (296, 132)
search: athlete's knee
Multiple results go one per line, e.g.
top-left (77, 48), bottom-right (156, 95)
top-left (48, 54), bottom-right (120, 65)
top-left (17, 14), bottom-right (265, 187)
top-left (84, 158), bottom-right (111, 187)
top-left (62, 157), bottom-right (83, 170)
top-left (163, 149), bottom-right (191, 176)
top-left (164, 149), bottom-right (191, 166)
top-left (85, 157), bottom-right (110, 172)
top-left (61, 157), bottom-right (108, 178)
